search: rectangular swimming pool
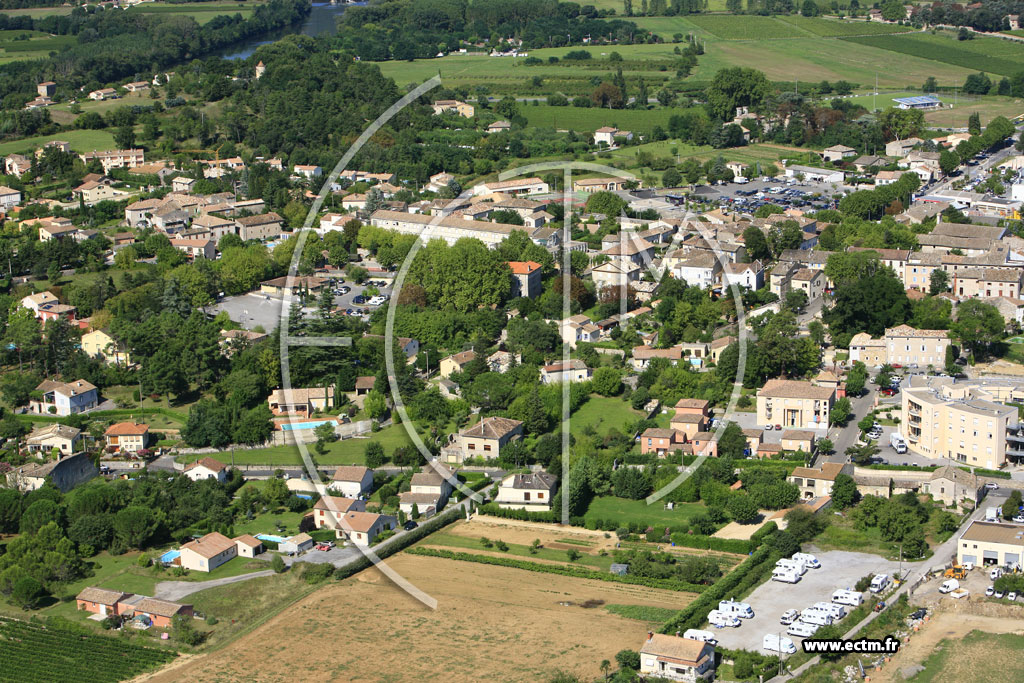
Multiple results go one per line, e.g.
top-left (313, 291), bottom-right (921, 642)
top-left (279, 419), bottom-right (335, 431)
top-left (256, 533), bottom-right (287, 544)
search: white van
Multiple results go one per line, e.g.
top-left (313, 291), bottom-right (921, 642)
top-left (812, 602), bottom-right (846, 619)
top-left (831, 589), bottom-right (863, 607)
top-left (939, 579), bottom-right (959, 594)
top-left (707, 610), bottom-right (741, 628)
top-left (772, 568), bottom-right (801, 584)
top-left (718, 599), bottom-right (755, 619)
top-left (991, 567), bottom-right (1005, 581)
top-left (792, 553), bottom-right (820, 569)
top-left (763, 634), bottom-right (797, 654)
top-left (800, 609), bottom-right (833, 626)
top-left (683, 629), bottom-right (718, 646)
top-left (776, 559), bottom-right (807, 576)
top-left (787, 621), bottom-right (819, 638)
top-left (870, 574), bottom-right (890, 594)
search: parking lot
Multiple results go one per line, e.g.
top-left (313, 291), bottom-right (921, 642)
top-left (691, 177), bottom-right (846, 213)
top-left (710, 550), bottom-right (901, 652)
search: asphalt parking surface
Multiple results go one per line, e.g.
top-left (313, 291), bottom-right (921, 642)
top-left (209, 279), bottom-right (394, 331)
top-left (710, 550), bottom-right (902, 652)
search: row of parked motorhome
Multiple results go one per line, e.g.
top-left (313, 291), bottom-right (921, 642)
top-left (771, 553), bottom-right (821, 584)
top-left (707, 599), bottom-right (755, 628)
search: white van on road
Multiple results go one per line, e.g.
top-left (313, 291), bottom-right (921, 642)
top-left (775, 559), bottom-right (807, 575)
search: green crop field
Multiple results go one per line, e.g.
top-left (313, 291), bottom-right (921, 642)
top-left (0, 129), bottom-right (116, 156)
top-left (0, 617), bottom-right (176, 681)
top-left (843, 32), bottom-right (1024, 77)
top-left (776, 15), bottom-right (915, 36)
top-left (583, 495), bottom-right (706, 527)
top-left (125, 1), bottom-right (257, 24)
top-left (521, 103), bottom-right (678, 133)
top-left (685, 14), bottom-right (806, 39)
top-left (0, 6), bottom-right (74, 18)
top-left (0, 29), bottom-right (75, 64)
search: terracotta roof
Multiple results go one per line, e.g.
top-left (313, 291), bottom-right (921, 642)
top-left (444, 350), bottom-right (477, 367)
top-left (313, 495), bottom-right (362, 514)
top-left (354, 376), bottom-right (375, 390)
top-left (180, 532), bottom-right (236, 559)
top-left (508, 260), bottom-right (541, 275)
top-left (331, 465), bottom-right (372, 482)
top-left (460, 416), bottom-right (523, 440)
top-left (133, 597), bottom-right (189, 619)
top-left (642, 428), bottom-right (677, 439)
top-left (790, 462), bottom-right (846, 481)
top-left (77, 587), bottom-right (129, 605)
top-left (780, 430), bottom-right (815, 441)
top-left (233, 534), bottom-right (262, 548)
top-left (884, 324), bottom-right (949, 339)
top-left (104, 422), bottom-right (149, 436)
top-left (184, 457), bottom-right (227, 474)
top-left (671, 413), bottom-right (705, 424)
top-left (675, 398), bottom-right (709, 409)
top-left (641, 634), bottom-right (711, 664)
top-left (341, 511), bottom-right (387, 533)
top-left (758, 379), bottom-right (834, 400)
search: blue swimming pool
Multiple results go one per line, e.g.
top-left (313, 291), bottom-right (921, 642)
top-left (280, 419), bottom-right (335, 431)
top-left (160, 550), bottom-right (180, 563)
top-left (256, 533), bottom-right (286, 544)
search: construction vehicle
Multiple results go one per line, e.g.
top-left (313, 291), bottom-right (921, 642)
top-left (944, 564), bottom-right (967, 580)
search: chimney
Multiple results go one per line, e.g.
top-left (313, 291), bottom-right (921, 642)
top-left (647, 631), bottom-right (653, 641)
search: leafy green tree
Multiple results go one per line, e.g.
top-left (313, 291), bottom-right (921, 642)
top-left (929, 269), bottom-right (950, 295)
top-left (816, 438), bottom-right (833, 455)
top-left (20, 500), bottom-right (62, 535)
top-left (831, 474), bottom-right (858, 509)
top-left (726, 494), bottom-right (760, 524)
top-left (112, 506), bottom-right (159, 549)
top-left (365, 442), bottom-right (386, 469)
top-left (951, 299), bottom-right (1003, 357)
top-left (271, 553), bottom-right (286, 574)
top-left (742, 226), bottom-right (771, 262)
top-left (612, 467), bottom-right (651, 500)
top-left (264, 477), bottom-right (290, 506)
top-left (364, 390), bottom-right (388, 420)
top-left (11, 576), bottom-right (45, 610)
top-left (704, 67), bottom-right (770, 121)
top-left (615, 650), bottom-right (641, 671)
top-left (846, 442), bottom-right (879, 465)
top-left (830, 397), bottom-right (851, 426)
top-left (0, 489), bottom-right (21, 534)
top-left (592, 367), bottom-right (622, 396)
top-left (845, 362), bottom-right (867, 396)
top-left (717, 421), bottom-right (748, 458)
top-left (584, 191), bottom-right (627, 216)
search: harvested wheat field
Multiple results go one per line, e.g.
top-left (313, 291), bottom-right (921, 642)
top-left (142, 553), bottom-right (697, 683)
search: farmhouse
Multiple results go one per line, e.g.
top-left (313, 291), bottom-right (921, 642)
top-left (179, 532), bottom-right (238, 572)
top-left (267, 386), bottom-right (335, 416)
top-left (25, 423), bottom-right (82, 455)
top-left (236, 212), bottom-right (284, 241)
top-left (439, 350), bottom-right (478, 379)
top-left (458, 416), bottom-right (524, 461)
top-left (787, 462), bottom-right (852, 499)
top-left (336, 511), bottom-right (397, 547)
top-left (639, 633), bottom-right (716, 682)
top-left (431, 99), bottom-right (475, 117)
top-left (593, 126), bottom-right (633, 146)
top-left (508, 260), bottom-right (542, 298)
top-left (103, 422), bottom-right (150, 453)
top-left (822, 144), bottom-right (856, 162)
top-left (540, 359), bottom-right (592, 383)
top-left (640, 428), bottom-right (685, 456)
top-left (76, 587), bottom-right (133, 618)
top-left (495, 472), bottom-right (558, 511)
top-left (81, 329), bottom-right (132, 366)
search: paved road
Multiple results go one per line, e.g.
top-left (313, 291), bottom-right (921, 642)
top-left (822, 384), bottom-right (878, 465)
top-left (154, 570), bottom-right (275, 601)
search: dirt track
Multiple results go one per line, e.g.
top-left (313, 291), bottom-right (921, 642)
top-left (140, 553), bottom-right (696, 682)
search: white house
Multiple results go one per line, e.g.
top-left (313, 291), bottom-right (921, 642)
top-left (672, 252), bottom-right (721, 289)
top-left (593, 126), bottom-right (633, 146)
top-left (337, 511), bottom-right (397, 547)
top-left (722, 260), bottom-right (764, 290)
top-left (495, 472), bottom-right (558, 511)
top-left (183, 457), bottom-right (228, 483)
top-left (178, 532), bottom-right (237, 573)
top-left (329, 465), bottom-right (374, 498)
top-left (539, 359), bottom-right (592, 383)
top-left (0, 185), bottom-right (21, 210)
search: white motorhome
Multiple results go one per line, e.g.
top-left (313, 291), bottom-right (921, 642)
top-left (772, 568), bottom-right (801, 583)
top-left (832, 589), bottom-right (864, 607)
top-left (707, 610), bottom-right (741, 628)
top-left (683, 629), bottom-right (718, 645)
top-left (763, 634), bottom-right (797, 654)
top-left (776, 559), bottom-right (807, 576)
top-left (870, 574), bottom-right (890, 594)
top-left (811, 602), bottom-right (846, 619)
top-left (792, 553), bottom-right (820, 569)
top-left (890, 432), bottom-right (907, 454)
top-left (787, 621), bottom-right (819, 638)
top-left (718, 599), bottom-right (754, 619)
top-left (800, 609), bottom-right (833, 626)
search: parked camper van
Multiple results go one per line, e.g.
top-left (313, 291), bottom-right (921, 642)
top-left (718, 599), bottom-right (755, 619)
top-left (832, 589), bottom-right (864, 607)
top-left (763, 634), bottom-right (797, 654)
top-left (775, 559), bottom-right (807, 576)
top-left (792, 553), bottom-right (820, 569)
top-left (772, 568), bottom-right (801, 583)
top-left (707, 610), bottom-right (741, 628)
top-left (870, 574), bottom-right (890, 594)
top-left (787, 621), bottom-right (819, 638)
top-left (812, 602), bottom-right (846, 619)
top-left (683, 629), bottom-right (718, 646)
top-left (800, 609), bottom-right (833, 626)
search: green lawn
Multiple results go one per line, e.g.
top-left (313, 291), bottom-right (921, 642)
top-left (521, 103), bottom-right (678, 134)
top-left (231, 507), bottom-right (306, 538)
top-left (776, 15), bottom-right (915, 37)
top-left (125, 2), bottom-right (257, 24)
top-left (571, 396), bottom-right (644, 437)
top-left (913, 630), bottom-right (1024, 683)
top-left (0, 129), bottom-right (116, 156)
top-left (604, 603), bottom-right (681, 623)
top-left (684, 14), bottom-right (807, 39)
top-left (583, 496), bottom-right (706, 527)
top-left (422, 531), bottom-right (614, 570)
top-left (175, 422), bottom-right (414, 467)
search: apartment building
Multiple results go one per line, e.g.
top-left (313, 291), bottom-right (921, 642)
top-left (884, 325), bottom-right (951, 367)
top-left (756, 379), bottom-right (834, 430)
top-left (901, 376), bottom-right (1022, 469)
top-left (369, 209), bottom-right (543, 248)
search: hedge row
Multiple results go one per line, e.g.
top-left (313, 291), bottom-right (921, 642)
top-left (962, 466), bottom-right (1011, 480)
top-left (660, 544), bottom-right (779, 634)
top-left (477, 502), bottom-right (560, 523)
top-left (668, 533), bottom-right (752, 555)
top-left (333, 506), bottom-right (463, 582)
top-left (406, 546), bottom-right (708, 593)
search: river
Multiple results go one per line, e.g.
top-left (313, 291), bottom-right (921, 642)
top-left (218, 2), bottom-right (361, 60)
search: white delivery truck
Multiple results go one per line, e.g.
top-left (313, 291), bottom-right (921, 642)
top-left (683, 629), bottom-right (718, 645)
top-left (870, 574), bottom-right (890, 594)
top-left (939, 579), bottom-right (960, 594)
top-left (832, 589), bottom-right (864, 607)
top-left (708, 610), bottom-right (741, 628)
top-left (812, 602), bottom-right (846, 619)
top-left (800, 609), bottom-right (833, 626)
top-left (792, 553), bottom-right (820, 569)
top-left (775, 559), bottom-right (807, 575)
top-left (772, 568), bottom-right (801, 584)
top-left (718, 599), bottom-right (755, 619)
top-left (787, 621), bottom-right (819, 638)
top-left (763, 634), bottom-right (797, 654)
top-left (986, 507), bottom-right (1000, 522)
top-left (890, 432), bottom-right (907, 454)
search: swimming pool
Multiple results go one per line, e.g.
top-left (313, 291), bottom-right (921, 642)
top-left (256, 533), bottom-right (287, 544)
top-left (279, 419), bottom-right (336, 431)
top-left (159, 550), bottom-right (180, 563)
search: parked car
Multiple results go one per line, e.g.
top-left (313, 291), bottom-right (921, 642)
top-left (986, 482), bottom-right (1000, 490)
top-left (986, 585), bottom-right (995, 597)
top-left (775, 424), bottom-right (782, 431)
top-left (1010, 592), bottom-right (1018, 602)
top-left (780, 609), bottom-right (799, 625)
top-left (995, 589), bottom-right (1005, 599)
top-left (403, 520), bottom-right (418, 531)
top-left (1013, 515), bottom-right (1024, 524)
